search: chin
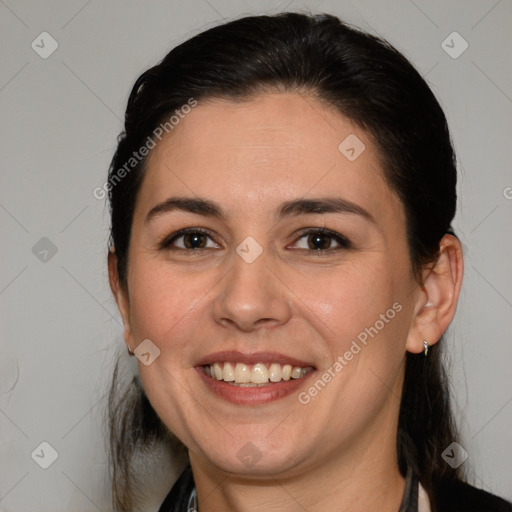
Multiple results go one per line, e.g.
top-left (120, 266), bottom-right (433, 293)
top-left (198, 437), bottom-right (307, 478)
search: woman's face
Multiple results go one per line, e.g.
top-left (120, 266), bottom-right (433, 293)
top-left (115, 93), bottom-right (424, 477)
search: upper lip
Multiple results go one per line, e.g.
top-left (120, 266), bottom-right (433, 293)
top-left (196, 351), bottom-right (316, 368)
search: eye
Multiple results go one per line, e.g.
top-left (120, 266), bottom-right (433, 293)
top-left (292, 229), bottom-right (351, 252)
top-left (162, 228), bottom-right (219, 250)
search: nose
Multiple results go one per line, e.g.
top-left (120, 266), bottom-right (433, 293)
top-left (212, 249), bottom-right (292, 332)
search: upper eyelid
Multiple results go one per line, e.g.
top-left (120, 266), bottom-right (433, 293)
top-left (294, 227), bottom-right (343, 236)
top-left (291, 227), bottom-right (350, 240)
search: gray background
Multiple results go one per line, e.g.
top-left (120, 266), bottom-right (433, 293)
top-left (1, 1), bottom-right (511, 511)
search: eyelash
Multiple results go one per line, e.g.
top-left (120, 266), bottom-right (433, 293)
top-left (159, 227), bottom-right (352, 253)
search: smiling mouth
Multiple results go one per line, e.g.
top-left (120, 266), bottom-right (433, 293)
top-left (203, 362), bottom-right (315, 387)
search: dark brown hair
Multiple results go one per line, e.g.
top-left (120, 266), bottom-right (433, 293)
top-left (108, 12), bottom-right (461, 511)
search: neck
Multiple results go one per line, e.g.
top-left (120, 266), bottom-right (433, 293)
top-left (192, 455), bottom-right (404, 512)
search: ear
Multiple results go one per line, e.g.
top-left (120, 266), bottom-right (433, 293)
top-left (108, 248), bottom-right (135, 353)
top-left (406, 234), bottom-right (464, 354)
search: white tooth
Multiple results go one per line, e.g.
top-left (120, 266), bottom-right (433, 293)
top-left (223, 362), bottom-right (235, 382)
top-left (291, 366), bottom-right (304, 379)
top-left (269, 363), bottom-right (282, 382)
top-left (234, 363), bottom-right (251, 383)
top-left (250, 363), bottom-right (269, 384)
top-left (213, 362), bottom-right (223, 380)
top-left (204, 365), bottom-right (211, 377)
top-left (282, 364), bottom-right (292, 380)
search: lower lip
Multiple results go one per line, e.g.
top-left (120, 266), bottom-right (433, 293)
top-left (195, 367), bottom-right (316, 405)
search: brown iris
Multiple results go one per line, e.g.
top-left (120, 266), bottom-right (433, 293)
top-left (307, 233), bottom-right (332, 250)
top-left (183, 232), bottom-right (208, 249)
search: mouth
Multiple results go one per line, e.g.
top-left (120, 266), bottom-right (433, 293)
top-left (195, 351), bottom-right (316, 405)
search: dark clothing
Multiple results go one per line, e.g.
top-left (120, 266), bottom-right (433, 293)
top-left (158, 466), bottom-right (195, 512)
top-left (158, 465), bottom-right (512, 512)
top-left (435, 479), bottom-right (512, 512)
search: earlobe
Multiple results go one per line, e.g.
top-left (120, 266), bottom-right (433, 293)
top-left (108, 249), bottom-right (134, 352)
top-left (406, 234), bottom-right (464, 354)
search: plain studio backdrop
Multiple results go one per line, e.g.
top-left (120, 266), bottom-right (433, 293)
top-left (0, 1), bottom-right (511, 511)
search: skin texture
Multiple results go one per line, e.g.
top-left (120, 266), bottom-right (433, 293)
top-left (109, 93), bottom-right (463, 511)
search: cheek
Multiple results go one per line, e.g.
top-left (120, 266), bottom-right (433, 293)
top-left (290, 254), bottom-right (412, 409)
top-left (290, 259), bottom-right (401, 344)
top-left (298, 266), bottom-right (409, 397)
top-left (126, 257), bottom-right (215, 340)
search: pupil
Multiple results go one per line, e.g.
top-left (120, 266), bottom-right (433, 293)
top-left (308, 234), bottom-right (331, 250)
top-left (184, 233), bottom-right (206, 249)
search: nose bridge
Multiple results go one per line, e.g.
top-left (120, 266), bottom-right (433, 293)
top-left (212, 242), bottom-right (291, 331)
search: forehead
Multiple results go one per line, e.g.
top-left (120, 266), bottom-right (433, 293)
top-left (138, 93), bottom-right (402, 222)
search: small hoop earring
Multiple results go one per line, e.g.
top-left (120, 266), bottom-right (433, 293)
top-left (127, 345), bottom-right (134, 355)
top-left (423, 340), bottom-right (429, 357)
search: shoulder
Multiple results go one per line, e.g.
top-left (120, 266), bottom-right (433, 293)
top-left (435, 478), bottom-right (512, 512)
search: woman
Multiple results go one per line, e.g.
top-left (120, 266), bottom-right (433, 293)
top-left (106, 12), bottom-right (512, 512)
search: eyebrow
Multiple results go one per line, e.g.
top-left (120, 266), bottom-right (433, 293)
top-left (145, 197), bottom-right (225, 224)
top-left (279, 198), bottom-right (375, 223)
top-left (145, 196), bottom-right (375, 224)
